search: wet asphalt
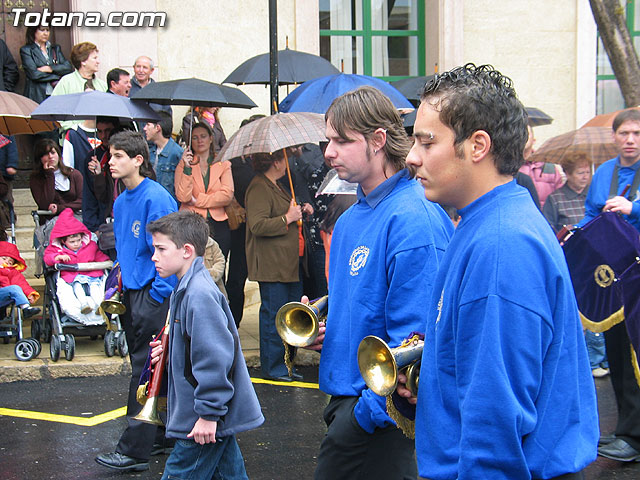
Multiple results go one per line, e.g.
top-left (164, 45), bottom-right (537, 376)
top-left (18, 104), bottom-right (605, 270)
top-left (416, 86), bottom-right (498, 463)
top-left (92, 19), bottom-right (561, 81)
top-left (0, 368), bottom-right (639, 480)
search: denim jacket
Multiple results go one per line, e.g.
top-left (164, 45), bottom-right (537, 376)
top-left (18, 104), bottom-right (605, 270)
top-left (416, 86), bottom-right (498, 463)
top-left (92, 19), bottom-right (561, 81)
top-left (149, 138), bottom-right (183, 199)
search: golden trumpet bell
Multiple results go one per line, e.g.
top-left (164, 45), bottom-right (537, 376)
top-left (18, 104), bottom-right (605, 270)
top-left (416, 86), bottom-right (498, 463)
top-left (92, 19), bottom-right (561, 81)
top-left (101, 292), bottom-right (126, 315)
top-left (357, 335), bottom-right (423, 397)
top-left (275, 296), bottom-right (327, 347)
top-left (133, 395), bottom-right (163, 425)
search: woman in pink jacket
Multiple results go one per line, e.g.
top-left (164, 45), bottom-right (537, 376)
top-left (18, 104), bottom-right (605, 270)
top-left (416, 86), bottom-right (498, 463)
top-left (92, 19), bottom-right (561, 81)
top-left (174, 122), bottom-right (234, 259)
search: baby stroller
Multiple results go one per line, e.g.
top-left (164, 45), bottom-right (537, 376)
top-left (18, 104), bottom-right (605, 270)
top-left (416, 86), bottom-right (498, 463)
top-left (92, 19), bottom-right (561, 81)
top-left (0, 200), bottom-right (43, 361)
top-left (32, 209), bottom-right (127, 361)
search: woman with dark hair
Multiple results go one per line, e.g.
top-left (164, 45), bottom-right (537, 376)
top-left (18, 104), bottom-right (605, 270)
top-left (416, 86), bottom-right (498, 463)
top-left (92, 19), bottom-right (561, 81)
top-left (30, 139), bottom-right (82, 223)
top-left (245, 149), bottom-right (305, 381)
top-left (174, 122), bottom-right (234, 258)
top-left (20, 25), bottom-right (73, 103)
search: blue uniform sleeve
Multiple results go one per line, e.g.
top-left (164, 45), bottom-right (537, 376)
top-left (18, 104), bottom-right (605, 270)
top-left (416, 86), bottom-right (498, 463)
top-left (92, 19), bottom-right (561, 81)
top-left (454, 295), bottom-right (553, 479)
top-left (354, 246), bottom-right (438, 433)
top-left (147, 198), bottom-right (178, 302)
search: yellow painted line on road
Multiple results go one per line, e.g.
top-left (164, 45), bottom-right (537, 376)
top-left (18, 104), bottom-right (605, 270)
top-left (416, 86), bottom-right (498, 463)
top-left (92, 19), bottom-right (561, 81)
top-left (0, 378), bottom-right (317, 426)
top-left (0, 406), bottom-right (127, 426)
top-left (251, 377), bottom-right (319, 389)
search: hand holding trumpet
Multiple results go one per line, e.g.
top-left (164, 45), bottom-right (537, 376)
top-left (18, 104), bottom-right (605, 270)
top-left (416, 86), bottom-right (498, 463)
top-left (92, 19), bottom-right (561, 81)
top-left (300, 295), bottom-right (326, 351)
top-left (395, 372), bottom-right (418, 405)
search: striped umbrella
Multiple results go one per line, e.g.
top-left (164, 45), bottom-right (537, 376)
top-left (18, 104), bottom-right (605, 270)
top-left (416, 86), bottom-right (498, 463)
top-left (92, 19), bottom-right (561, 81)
top-left (528, 126), bottom-right (618, 166)
top-left (217, 112), bottom-right (326, 162)
top-left (0, 91), bottom-right (57, 135)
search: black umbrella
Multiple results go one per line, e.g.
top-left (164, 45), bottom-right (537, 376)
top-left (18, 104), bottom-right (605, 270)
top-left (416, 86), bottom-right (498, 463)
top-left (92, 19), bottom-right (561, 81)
top-left (130, 77), bottom-right (257, 149)
top-left (525, 107), bottom-right (553, 127)
top-left (223, 48), bottom-right (340, 86)
top-left (129, 77), bottom-right (257, 109)
top-left (390, 76), bottom-right (435, 107)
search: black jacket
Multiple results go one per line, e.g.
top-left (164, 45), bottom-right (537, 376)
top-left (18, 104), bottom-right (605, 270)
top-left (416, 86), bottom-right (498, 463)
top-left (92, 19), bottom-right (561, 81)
top-left (0, 40), bottom-right (18, 92)
top-left (20, 42), bottom-right (73, 103)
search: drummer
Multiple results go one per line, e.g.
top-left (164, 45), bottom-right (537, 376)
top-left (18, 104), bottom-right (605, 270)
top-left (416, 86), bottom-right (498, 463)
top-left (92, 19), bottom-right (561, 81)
top-left (579, 108), bottom-right (640, 462)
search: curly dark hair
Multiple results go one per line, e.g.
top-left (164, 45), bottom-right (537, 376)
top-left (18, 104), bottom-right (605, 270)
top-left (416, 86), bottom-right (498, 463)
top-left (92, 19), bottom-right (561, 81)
top-left (420, 63), bottom-right (528, 175)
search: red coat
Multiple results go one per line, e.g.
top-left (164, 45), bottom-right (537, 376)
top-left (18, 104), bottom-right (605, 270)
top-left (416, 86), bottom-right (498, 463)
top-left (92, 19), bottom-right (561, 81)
top-left (43, 208), bottom-right (110, 282)
top-left (0, 241), bottom-right (38, 300)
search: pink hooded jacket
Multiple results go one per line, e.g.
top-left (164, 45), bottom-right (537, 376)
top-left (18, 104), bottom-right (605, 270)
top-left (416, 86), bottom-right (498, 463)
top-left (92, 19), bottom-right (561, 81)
top-left (43, 208), bottom-right (110, 282)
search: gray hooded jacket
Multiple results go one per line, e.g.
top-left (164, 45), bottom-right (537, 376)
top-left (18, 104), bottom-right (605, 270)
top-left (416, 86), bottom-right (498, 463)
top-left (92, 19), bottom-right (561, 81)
top-left (165, 256), bottom-right (264, 439)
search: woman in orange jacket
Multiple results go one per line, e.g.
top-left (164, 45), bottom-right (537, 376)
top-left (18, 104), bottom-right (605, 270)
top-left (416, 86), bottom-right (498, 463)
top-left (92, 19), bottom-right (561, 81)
top-left (174, 122), bottom-right (234, 259)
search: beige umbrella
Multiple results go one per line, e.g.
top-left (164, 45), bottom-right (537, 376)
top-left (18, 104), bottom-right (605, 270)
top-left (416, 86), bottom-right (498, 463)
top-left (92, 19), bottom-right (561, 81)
top-left (528, 126), bottom-right (618, 166)
top-left (0, 91), bottom-right (58, 135)
top-left (581, 106), bottom-right (640, 128)
top-left (217, 112), bottom-right (326, 162)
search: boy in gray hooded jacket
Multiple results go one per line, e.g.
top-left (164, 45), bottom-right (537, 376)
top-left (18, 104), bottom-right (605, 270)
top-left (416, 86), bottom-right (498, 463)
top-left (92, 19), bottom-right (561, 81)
top-left (148, 211), bottom-right (263, 479)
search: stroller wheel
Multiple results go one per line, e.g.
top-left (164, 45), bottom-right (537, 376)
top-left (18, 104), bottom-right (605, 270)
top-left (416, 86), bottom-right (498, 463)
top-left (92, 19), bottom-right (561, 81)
top-left (42, 318), bottom-right (52, 343)
top-left (64, 334), bottom-right (75, 361)
top-left (15, 339), bottom-right (37, 361)
top-left (104, 330), bottom-right (116, 357)
top-left (31, 319), bottom-right (42, 342)
top-left (117, 333), bottom-right (129, 357)
top-left (50, 335), bottom-right (61, 362)
top-left (26, 337), bottom-right (41, 357)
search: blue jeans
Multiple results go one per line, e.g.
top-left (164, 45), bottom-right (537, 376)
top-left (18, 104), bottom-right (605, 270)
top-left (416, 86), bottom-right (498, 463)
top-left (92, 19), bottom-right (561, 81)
top-left (258, 280), bottom-right (302, 377)
top-left (0, 285), bottom-right (29, 307)
top-left (161, 435), bottom-right (248, 480)
top-left (585, 330), bottom-right (608, 369)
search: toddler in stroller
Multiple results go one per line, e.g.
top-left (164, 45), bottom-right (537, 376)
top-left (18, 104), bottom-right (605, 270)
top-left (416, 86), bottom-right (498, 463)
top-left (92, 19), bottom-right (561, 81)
top-left (43, 208), bottom-right (110, 325)
top-left (0, 241), bottom-right (41, 317)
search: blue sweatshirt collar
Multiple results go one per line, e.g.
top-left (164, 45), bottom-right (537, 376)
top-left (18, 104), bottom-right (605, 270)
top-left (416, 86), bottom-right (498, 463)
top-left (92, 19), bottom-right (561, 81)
top-left (459, 179), bottom-right (517, 224)
top-left (357, 169), bottom-right (410, 208)
top-left (615, 156), bottom-right (640, 171)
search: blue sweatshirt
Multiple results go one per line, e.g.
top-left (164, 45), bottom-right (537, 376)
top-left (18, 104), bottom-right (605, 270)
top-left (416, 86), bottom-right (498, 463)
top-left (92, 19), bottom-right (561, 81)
top-left (320, 169), bottom-right (453, 433)
top-left (416, 180), bottom-right (598, 480)
top-left (113, 177), bottom-right (177, 302)
top-left (580, 156), bottom-right (640, 231)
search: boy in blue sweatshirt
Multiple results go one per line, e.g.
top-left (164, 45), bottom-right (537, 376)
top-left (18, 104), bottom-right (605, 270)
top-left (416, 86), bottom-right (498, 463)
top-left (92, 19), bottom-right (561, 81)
top-left (306, 86), bottom-right (453, 479)
top-left (148, 211), bottom-right (263, 479)
top-left (96, 131), bottom-right (178, 473)
top-left (402, 64), bottom-right (598, 480)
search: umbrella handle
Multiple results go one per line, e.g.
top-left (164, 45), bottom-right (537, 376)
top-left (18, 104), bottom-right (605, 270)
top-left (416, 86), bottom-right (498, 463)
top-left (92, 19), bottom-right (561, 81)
top-left (282, 149), bottom-right (303, 228)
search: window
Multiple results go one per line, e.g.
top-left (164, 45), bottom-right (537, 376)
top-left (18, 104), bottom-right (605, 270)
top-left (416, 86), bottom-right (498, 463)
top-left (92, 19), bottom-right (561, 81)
top-left (596, 0), bottom-right (640, 113)
top-left (319, 0), bottom-right (425, 81)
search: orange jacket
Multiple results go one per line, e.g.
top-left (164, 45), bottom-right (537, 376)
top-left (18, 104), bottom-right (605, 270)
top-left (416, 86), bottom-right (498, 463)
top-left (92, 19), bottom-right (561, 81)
top-left (174, 159), bottom-right (234, 221)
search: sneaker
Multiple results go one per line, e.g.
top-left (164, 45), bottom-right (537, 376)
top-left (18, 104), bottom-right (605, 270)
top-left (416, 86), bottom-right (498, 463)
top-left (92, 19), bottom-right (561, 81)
top-left (22, 307), bottom-right (41, 319)
top-left (592, 367), bottom-right (610, 378)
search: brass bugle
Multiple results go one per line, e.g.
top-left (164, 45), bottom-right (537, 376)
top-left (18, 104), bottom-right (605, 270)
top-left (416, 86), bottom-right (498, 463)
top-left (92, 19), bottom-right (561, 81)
top-left (101, 291), bottom-right (126, 315)
top-left (275, 295), bottom-right (328, 347)
top-left (134, 312), bottom-right (171, 425)
top-left (357, 335), bottom-right (423, 397)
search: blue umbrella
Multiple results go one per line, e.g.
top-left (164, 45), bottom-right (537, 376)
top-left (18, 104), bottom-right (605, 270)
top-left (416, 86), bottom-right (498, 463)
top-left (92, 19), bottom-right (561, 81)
top-left (279, 73), bottom-right (412, 113)
top-left (30, 90), bottom-right (161, 122)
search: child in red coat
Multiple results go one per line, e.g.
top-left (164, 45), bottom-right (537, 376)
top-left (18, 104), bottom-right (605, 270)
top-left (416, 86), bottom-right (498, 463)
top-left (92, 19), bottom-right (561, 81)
top-left (0, 241), bottom-right (40, 317)
top-left (44, 208), bottom-right (110, 324)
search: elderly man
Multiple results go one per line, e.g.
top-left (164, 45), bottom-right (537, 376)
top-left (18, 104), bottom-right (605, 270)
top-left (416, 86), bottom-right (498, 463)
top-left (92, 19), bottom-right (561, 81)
top-left (306, 86), bottom-right (453, 479)
top-left (579, 108), bottom-right (640, 463)
top-left (401, 63), bottom-right (598, 480)
top-left (129, 55), bottom-right (172, 118)
top-left (107, 68), bottom-right (131, 96)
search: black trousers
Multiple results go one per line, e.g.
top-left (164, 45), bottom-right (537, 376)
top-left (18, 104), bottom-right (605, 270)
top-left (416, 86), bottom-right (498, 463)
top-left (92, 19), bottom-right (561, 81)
top-left (604, 321), bottom-right (640, 450)
top-left (207, 218), bottom-right (231, 261)
top-left (226, 224), bottom-right (248, 326)
top-left (115, 284), bottom-right (170, 460)
top-left (314, 396), bottom-right (416, 480)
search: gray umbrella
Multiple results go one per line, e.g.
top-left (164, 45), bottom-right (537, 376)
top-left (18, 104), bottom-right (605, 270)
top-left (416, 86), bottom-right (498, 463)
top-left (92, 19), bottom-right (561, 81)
top-left (390, 76), bottom-right (435, 107)
top-left (30, 90), bottom-right (161, 122)
top-left (223, 48), bottom-right (340, 86)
